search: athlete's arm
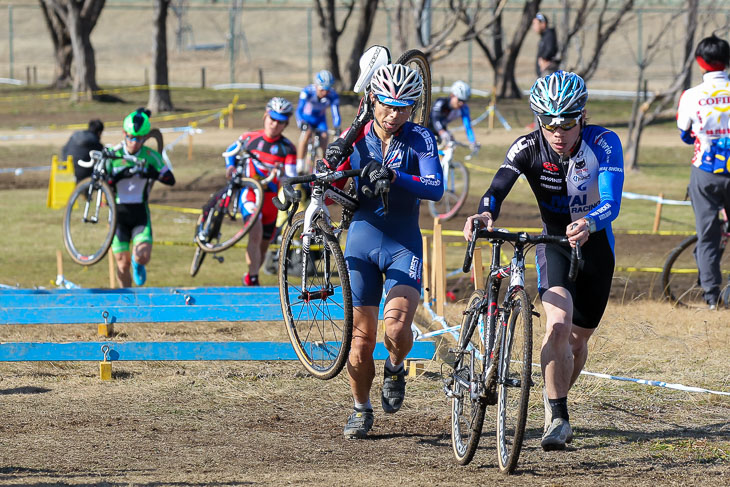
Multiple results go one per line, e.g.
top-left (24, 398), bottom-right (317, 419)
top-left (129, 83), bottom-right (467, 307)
top-left (330, 92), bottom-right (341, 129)
top-left (390, 128), bottom-right (444, 201)
top-left (296, 89), bottom-right (308, 126)
top-left (476, 140), bottom-right (525, 219)
top-left (676, 90), bottom-right (696, 145)
top-left (431, 98), bottom-right (448, 134)
top-left (585, 130), bottom-right (624, 232)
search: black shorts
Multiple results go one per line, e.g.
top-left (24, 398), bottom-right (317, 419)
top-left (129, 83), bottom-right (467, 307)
top-left (536, 229), bottom-right (614, 329)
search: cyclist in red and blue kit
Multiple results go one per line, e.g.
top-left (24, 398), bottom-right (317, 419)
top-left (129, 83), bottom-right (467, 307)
top-left (223, 97), bottom-right (297, 286)
top-left (464, 71), bottom-right (624, 451)
top-left (326, 63), bottom-right (443, 439)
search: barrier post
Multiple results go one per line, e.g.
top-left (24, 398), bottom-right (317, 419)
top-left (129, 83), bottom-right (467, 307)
top-left (653, 193), bottom-right (664, 233)
top-left (47, 155), bottom-right (76, 209)
top-left (432, 218), bottom-right (446, 316)
top-left (187, 123), bottom-right (196, 160)
top-left (472, 246), bottom-right (483, 290)
top-left (201, 67), bottom-right (206, 89)
top-left (422, 235), bottom-right (431, 304)
top-left (56, 249), bottom-right (63, 282)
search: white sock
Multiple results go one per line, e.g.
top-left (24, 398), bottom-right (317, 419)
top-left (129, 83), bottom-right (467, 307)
top-left (385, 357), bottom-right (404, 373)
top-left (354, 399), bottom-right (372, 411)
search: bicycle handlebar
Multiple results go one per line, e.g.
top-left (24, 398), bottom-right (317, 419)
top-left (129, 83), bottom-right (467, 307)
top-left (272, 169), bottom-right (363, 211)
top-left (462, 221), bottom-right (581, 282)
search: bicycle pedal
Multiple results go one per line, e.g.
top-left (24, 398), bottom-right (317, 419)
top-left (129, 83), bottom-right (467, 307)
top-left (213, 255), bottom-right (224, 263)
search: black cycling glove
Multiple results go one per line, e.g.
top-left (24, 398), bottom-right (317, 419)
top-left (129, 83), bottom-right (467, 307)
top-left (141, 165), bottom-right (160, 180)
top-left (360, 161), bottom-right (393, 185)
top-left (324, 138), bottom-right (353, 170)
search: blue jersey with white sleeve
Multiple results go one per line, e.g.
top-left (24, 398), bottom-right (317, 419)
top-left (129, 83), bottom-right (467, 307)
top-left (296, 84), bottom-right (341, 129)
top-left (429, 96), bottom-right (476, 144)
top-left (478, 125), bottom-right (624, 253)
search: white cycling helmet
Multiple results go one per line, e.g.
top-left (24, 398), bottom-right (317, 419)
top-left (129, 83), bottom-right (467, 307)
top-left (451, 80), bottom-right (471, 101)
top-left (369, 63), bottom-right (423, 107)
top-left (529, 70), bottom-right (587, 119)
top-left (266, 97), bottom-right (293, 121)
top-left (315, 70), bottom-right (334, 90)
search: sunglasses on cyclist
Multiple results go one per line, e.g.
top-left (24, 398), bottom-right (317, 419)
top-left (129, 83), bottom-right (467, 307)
top-left (538, 114), bottom-right (582, 132)
top-left (125, 133), bottom-right (145, 142)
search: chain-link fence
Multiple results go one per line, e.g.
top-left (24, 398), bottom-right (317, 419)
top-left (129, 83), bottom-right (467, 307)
top-left (0, 2), bottom-right (728, 95)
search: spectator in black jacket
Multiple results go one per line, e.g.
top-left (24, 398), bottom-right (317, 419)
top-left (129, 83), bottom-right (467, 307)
top-left (61, 119), bottom-right (104, 183)
top-left (532, 12), bottom-right (559, 77)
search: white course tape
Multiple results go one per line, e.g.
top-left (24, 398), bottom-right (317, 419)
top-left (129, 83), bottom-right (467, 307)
top-left (622, 191), bottom-right (692, 206)
top-left (423, 301), bottom-right (730, 396)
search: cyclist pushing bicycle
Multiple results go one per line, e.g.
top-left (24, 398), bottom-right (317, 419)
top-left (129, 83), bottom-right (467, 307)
top-left (223, 97), bottom-right (297, 286)
top-left (463, 71), bottom-right (624, 451)
top-left (295, 70), bottom-right (341, 175)
top-left (108, 108), bottom-right (175, 288)
top-left (323, 60), bottom-right (443, 439)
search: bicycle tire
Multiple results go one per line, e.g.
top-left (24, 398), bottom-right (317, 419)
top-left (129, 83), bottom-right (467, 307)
top-left (195, 178), bottom-right (264, 253)
top-left (63, 179), bottom-right (117, 266)
top-left (661, 233), bottom-right (730, 307)
top-left (395, 49), bottom-right (432, 127)
top-left (450, 289), bottom-right (488, 465)
top-left (428, 160), bottom-right (469, 221)
top-left (496, 288), bottom-right (532, 474)
top-left (189, 245), bottom-right (207, 277)
top-left (279, 212), bottom-right (353, 380)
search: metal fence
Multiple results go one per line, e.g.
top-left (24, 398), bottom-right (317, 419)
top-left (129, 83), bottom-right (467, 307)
top-left (1, 2), bottom-right (729, 95)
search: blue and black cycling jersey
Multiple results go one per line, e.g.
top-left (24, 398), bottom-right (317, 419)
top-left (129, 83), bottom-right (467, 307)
top-left (429, 97), bottom-right (476, 145)
top-left (478, 125), bottom-right (624, 253)
top-left (296, 84), bottom-right (341, 130)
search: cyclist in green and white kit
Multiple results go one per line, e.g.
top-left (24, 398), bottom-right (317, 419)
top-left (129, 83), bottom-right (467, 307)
top-left (108, 108), bottom-right (175, 287)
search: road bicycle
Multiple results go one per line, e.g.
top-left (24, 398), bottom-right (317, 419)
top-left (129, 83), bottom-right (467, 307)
top-left (63, 130), bottom-right (165, 266)
top-left (444, 222), bottom-right (580, 473)
top-left (272, 46), bottom-right (430, 379)
top-left (189, 141), bottom-right (270, 277)
top-left (661, 208), bottom-right (730, 308)
top-left (428, 140), bottom-right (479, 221)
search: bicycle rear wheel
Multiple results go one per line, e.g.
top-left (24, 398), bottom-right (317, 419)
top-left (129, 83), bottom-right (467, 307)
top-left (279, 212), bottom-right (353, 380)
top-left (189, 245), bottom-right (207, 277)
top-left (395, 49), bottom-right (432, 127)
top-left (428, 160), bottom-right (469, 221)
top-left (63, 179), bottom-right (117, 266)
top-left (496, 288), bottom-right (533, 474)
top-left (450, 289), bottom-right (487, 465)
top-left (195, 178), bottom-right (264, 253)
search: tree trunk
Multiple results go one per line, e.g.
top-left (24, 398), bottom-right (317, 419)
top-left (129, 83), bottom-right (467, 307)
top-left (149, 0), bottom-right (174, 113)
top-left (498, 0), bottom-right (540, 99)
top-left (39, 1), bottom-right (73, 88)
top-left (344, 0), bottom-right (380, 88)
top-left (40, 0), bottom-right (106, 100)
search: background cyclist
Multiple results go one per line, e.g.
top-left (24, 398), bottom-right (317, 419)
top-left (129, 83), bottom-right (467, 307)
top-left (676, 34), bottom-right (730, 309)
top-left (109, 108), bottom-right (175, 288)
top-left (223, 97), bottom-right (296, 286)
top-left (325, 63), bottom-right (443, 439)
top-left (295, 69), bottom-right (341, 174)
top-left (429, 80), bottom-right (479, 152)
top-left (463, 71), bottom-right (624, 451)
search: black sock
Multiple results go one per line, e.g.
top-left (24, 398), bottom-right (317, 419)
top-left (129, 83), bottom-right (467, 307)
top-left (548, 397), bottom-right (569, 422)
top-left (249, 274), bottom-right (259, 284)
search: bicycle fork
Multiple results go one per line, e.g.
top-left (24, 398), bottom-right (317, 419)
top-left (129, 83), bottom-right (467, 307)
top-left (298, 185), bottom-right (334, 303)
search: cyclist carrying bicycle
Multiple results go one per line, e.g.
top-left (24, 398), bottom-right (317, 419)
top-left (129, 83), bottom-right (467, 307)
top-left (463, 71), bottom-right (624, 451)
top-left (325, 63), bottom-right (443, 439)
top-left (295, 70), bottom-right (341, 174)
top-left (676, 34), bottom-right (730, 309)
top-left (108, 108), bottom-right (175, 287)
top-left (429, 80), bottom-right (479, 152)
top-left (223, 97), bottom-right (297, 286)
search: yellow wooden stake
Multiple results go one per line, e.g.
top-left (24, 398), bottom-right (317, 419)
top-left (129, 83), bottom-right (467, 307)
top-left (98, 310), bottom-right (113, 338)
top-left (422, 235), bottom-right (431, 304)
top-left (472, 246), bottom-right (483, 291)
top-left (406, 359), bottom-right (425, 377)
top-left (99, 344), bottom-right (112, 380)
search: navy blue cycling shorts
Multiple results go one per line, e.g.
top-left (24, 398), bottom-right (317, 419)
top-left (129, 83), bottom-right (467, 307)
top-left (301, 115), bottom-right (328, 134)
top-left (536, 229), bottom-right (614, 329)
top-left (345, 220), bottom-right (423, 307)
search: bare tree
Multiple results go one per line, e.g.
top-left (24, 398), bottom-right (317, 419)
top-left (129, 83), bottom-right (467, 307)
top-left (623, 1), bottom-right (698, 171)
top-left (558, 0), bottom-right (635, 82)
top-left (148, 0), bottom-right (174, 113)
top-left (312, 0), bottom-right (356, 83)
top-left (343, 0), bottom-right (380, 87)
top-left (39, 0), bottom-right (106, 100)
top-left (39, 1), bottom-right (73, 88)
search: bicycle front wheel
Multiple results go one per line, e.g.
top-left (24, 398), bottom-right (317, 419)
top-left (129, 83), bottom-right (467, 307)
top-left (63, 179), bottom-right (117, 266)
top-left (395, 49), bottom-right (432, 127)
top-left (189, 245), bottom-right (207, 277)
top-left (195, 178), bottom-right (264, 253)
top-left (428, 160), bottom-right (469, 221)
top-left (450, 289), bottom-right (487, 465)
top-left (496, 288), bottom-right (533, 474)
top-left (279, 212), bottom-right (353, 380)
